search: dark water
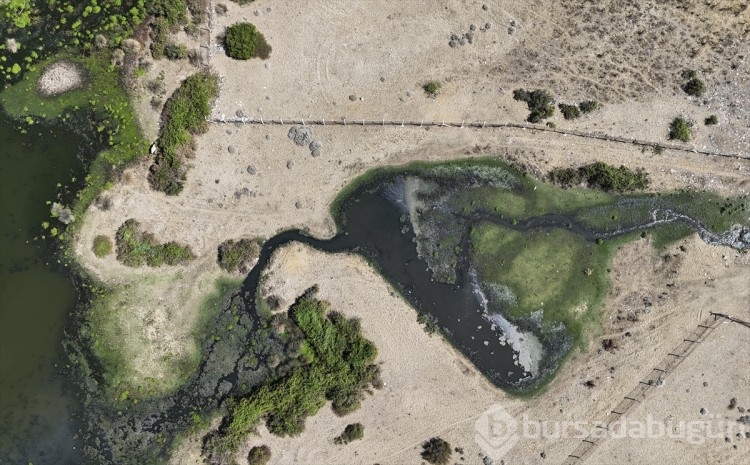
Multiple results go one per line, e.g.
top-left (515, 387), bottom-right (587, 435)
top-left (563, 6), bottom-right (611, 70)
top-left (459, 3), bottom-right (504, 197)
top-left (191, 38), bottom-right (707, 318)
top-left (0, 115), bottom-right (86, 464)
top-left (243, 186), bottom-right (525, 388)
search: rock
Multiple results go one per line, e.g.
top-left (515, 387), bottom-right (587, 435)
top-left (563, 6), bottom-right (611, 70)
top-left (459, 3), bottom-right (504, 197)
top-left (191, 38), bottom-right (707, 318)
top-left (253, 9), bottom-right (260, 16)
top-left (380, 76), bottom-right (385, 82)
top-left (485, 22), bottom-right (492, 29)
top-left (449, 40), bottom-right (458, 48)
top-left (739, 407), bottom-right (746, 413)
top-left (470, 24), bottom-right (477, 31)
top-left (700, 408), bottom-right (707, 415)
top-left (703, 381), bottom-right (708, 387)
top-left (738, 415), bottom-right (750, 425)
top-left (459, 38), bottom-right (467, 46)
top-left (309, 140), bottom-right (322, 152)
top-left (265, 134), bottom-right (271, 140)
top-left (246, 165), bottom-right (257, 175)
top-left (508, 26), bottom-right (516, 34)
top-left (311, 149), bottom-right (321, 157)
top-left (287, 126), bottom-right (313, 146)
top-left (482, 4), bottom-right (489, 11)
top-left (227, 146), bottom-right (236, 154)
top-left (295, 201), bottom-right (302, 209)
top-left (236, 109), bottom-right (247, 118)
top-left (541, 451), bottom-right (547, 459)
top-left (466, 32), bottom-right (474, 43)
top-left (483, 456), bottom-right (494, 465)
top-left (349, 94), bottom-right (358, 101)
top-left (287, 160), bottom-right (294, 169)
top-left (264, 63), bottom-right (270, 69)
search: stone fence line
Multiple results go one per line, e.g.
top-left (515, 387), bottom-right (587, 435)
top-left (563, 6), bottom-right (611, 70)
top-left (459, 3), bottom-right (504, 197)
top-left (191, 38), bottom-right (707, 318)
top-left (205, 116), bottom-right (747, 160)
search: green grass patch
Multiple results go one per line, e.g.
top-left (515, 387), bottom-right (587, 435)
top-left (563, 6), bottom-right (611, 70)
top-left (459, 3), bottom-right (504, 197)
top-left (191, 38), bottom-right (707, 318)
top-left (219, 294), bottom-right (380, 451)
top-left (87, 276), bottom-right (242, 398)
top-left (92, 234), bottom-right (114, 257)
top-left (471, 223), bottom-right (625, 347)
top-left (115, 219), bottom-right (195, 267)
top-left (148, 71), bottom-right (219, 195)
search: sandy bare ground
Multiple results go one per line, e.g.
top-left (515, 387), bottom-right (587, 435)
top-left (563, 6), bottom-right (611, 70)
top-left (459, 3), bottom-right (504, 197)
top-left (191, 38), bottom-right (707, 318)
top-left (68, 0), bottom-right (750, 461)
top-left (37, 60), bottom-right (84, 96)
top-left (170, 235), bottom-right (749, 465)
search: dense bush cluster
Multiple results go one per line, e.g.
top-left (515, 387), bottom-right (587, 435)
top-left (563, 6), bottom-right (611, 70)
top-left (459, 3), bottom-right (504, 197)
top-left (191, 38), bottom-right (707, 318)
top-left (421, 437), bottom-right (452, 465)
top-left (558, 103), bottom-right (581, 120)
top-left (217, 238), bottom-right (261, 273)
top-left (578, 100), bottom-right (599, 113)
top-left (115, 219), bottom-right (195, 267)
top-left (214, 293), bottom-right (381, 453)
top-left (334, 423), bottom-right (364, 445)
top-left (224, 22), bottom-right (271, 60)
top-left (548, 162), bottom-right (650, 192)
top-left (513, 88), bottom-right (555, 123)
top-left (149, 71), bottom-right (219, 195)
top-left (668, 116), bottom-right (692, 142)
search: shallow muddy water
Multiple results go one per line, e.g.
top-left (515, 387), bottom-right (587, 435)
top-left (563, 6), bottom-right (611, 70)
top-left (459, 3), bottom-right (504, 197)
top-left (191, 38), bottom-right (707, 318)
top-left (0, 115), bottom-right (87, 464)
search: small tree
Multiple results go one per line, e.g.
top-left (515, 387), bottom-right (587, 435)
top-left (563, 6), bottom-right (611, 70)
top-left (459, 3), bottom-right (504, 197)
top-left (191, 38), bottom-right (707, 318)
top-left (578, 100), bottom-right (599, 113)
top-left (334, 423), bottom-right (364, 444)
top-left (682, 77), bottom-right (705, 97)
top-left (558, 103), bottom-right (581, 120)
top-left (247, 445), bottom-right (271, 465)
top-left (421, 437), bottom-right (452, 465)
top-left (513, 88), bottom-right (555, 123)
top-left (224, 22), bottom-right (271, 60)
top-left (668, 117), bottom-right (692, 142)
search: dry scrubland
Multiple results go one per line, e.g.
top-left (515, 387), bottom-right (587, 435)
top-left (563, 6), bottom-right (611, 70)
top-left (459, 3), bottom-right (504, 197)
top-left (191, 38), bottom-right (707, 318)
top-left (71, 0), bottom-right (750, 462)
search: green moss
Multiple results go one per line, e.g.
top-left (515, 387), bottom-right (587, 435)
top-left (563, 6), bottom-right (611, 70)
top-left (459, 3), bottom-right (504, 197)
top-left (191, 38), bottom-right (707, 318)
top-left (92, 234), bottom-right (113, 257)
top-left (115, 219), bottom-right (195, 267)
top-left (1, 53), bottom-right (148, 220)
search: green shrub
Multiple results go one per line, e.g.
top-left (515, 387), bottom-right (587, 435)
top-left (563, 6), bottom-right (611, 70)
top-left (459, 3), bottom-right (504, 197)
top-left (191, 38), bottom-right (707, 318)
top-left (653, 145), bottom-right (665, 155)
top-left (149, 71), bottom-right (219, 194)
top-left (417, 312), bottom-right (439, 334)
top-left (558, 103), bottom-right (581, 120)
top-left (704, 115), bottom-right (718, 126)
top-left (421, 437), bottom-right (452, 465)
top-left (219, 293), bottom-right (380, 451)
top-left (549, 162), bottom-right (649, 192)
top-left (682, 77), bottom-right (705, 97)
top-left (147, 0), bottom-right (188, 28)
top-left (578, 100), bottom-right (599, 113)
top-left (230, 0), bottom-right (256, 4)
top-left (224, 22), bottom-right (272, 60)
top-left (668, 117), bottom-right (692, 143)
top-left (247, 445), bottom-right (271, 465)
top-left (334, 423), bottom-right (364, 445)
top-left (217, 238), bottom-right (262, 273)
top-left (115, 219), bottom-right (195, 267)
top-left (423, 81), bottom-right (441, 97)
top-left (164, 42), bottom-right (188, 60)
top-left (513, 89), bottom-right (555, 123)
top-left (92, 235), bottom-right (114, 257)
